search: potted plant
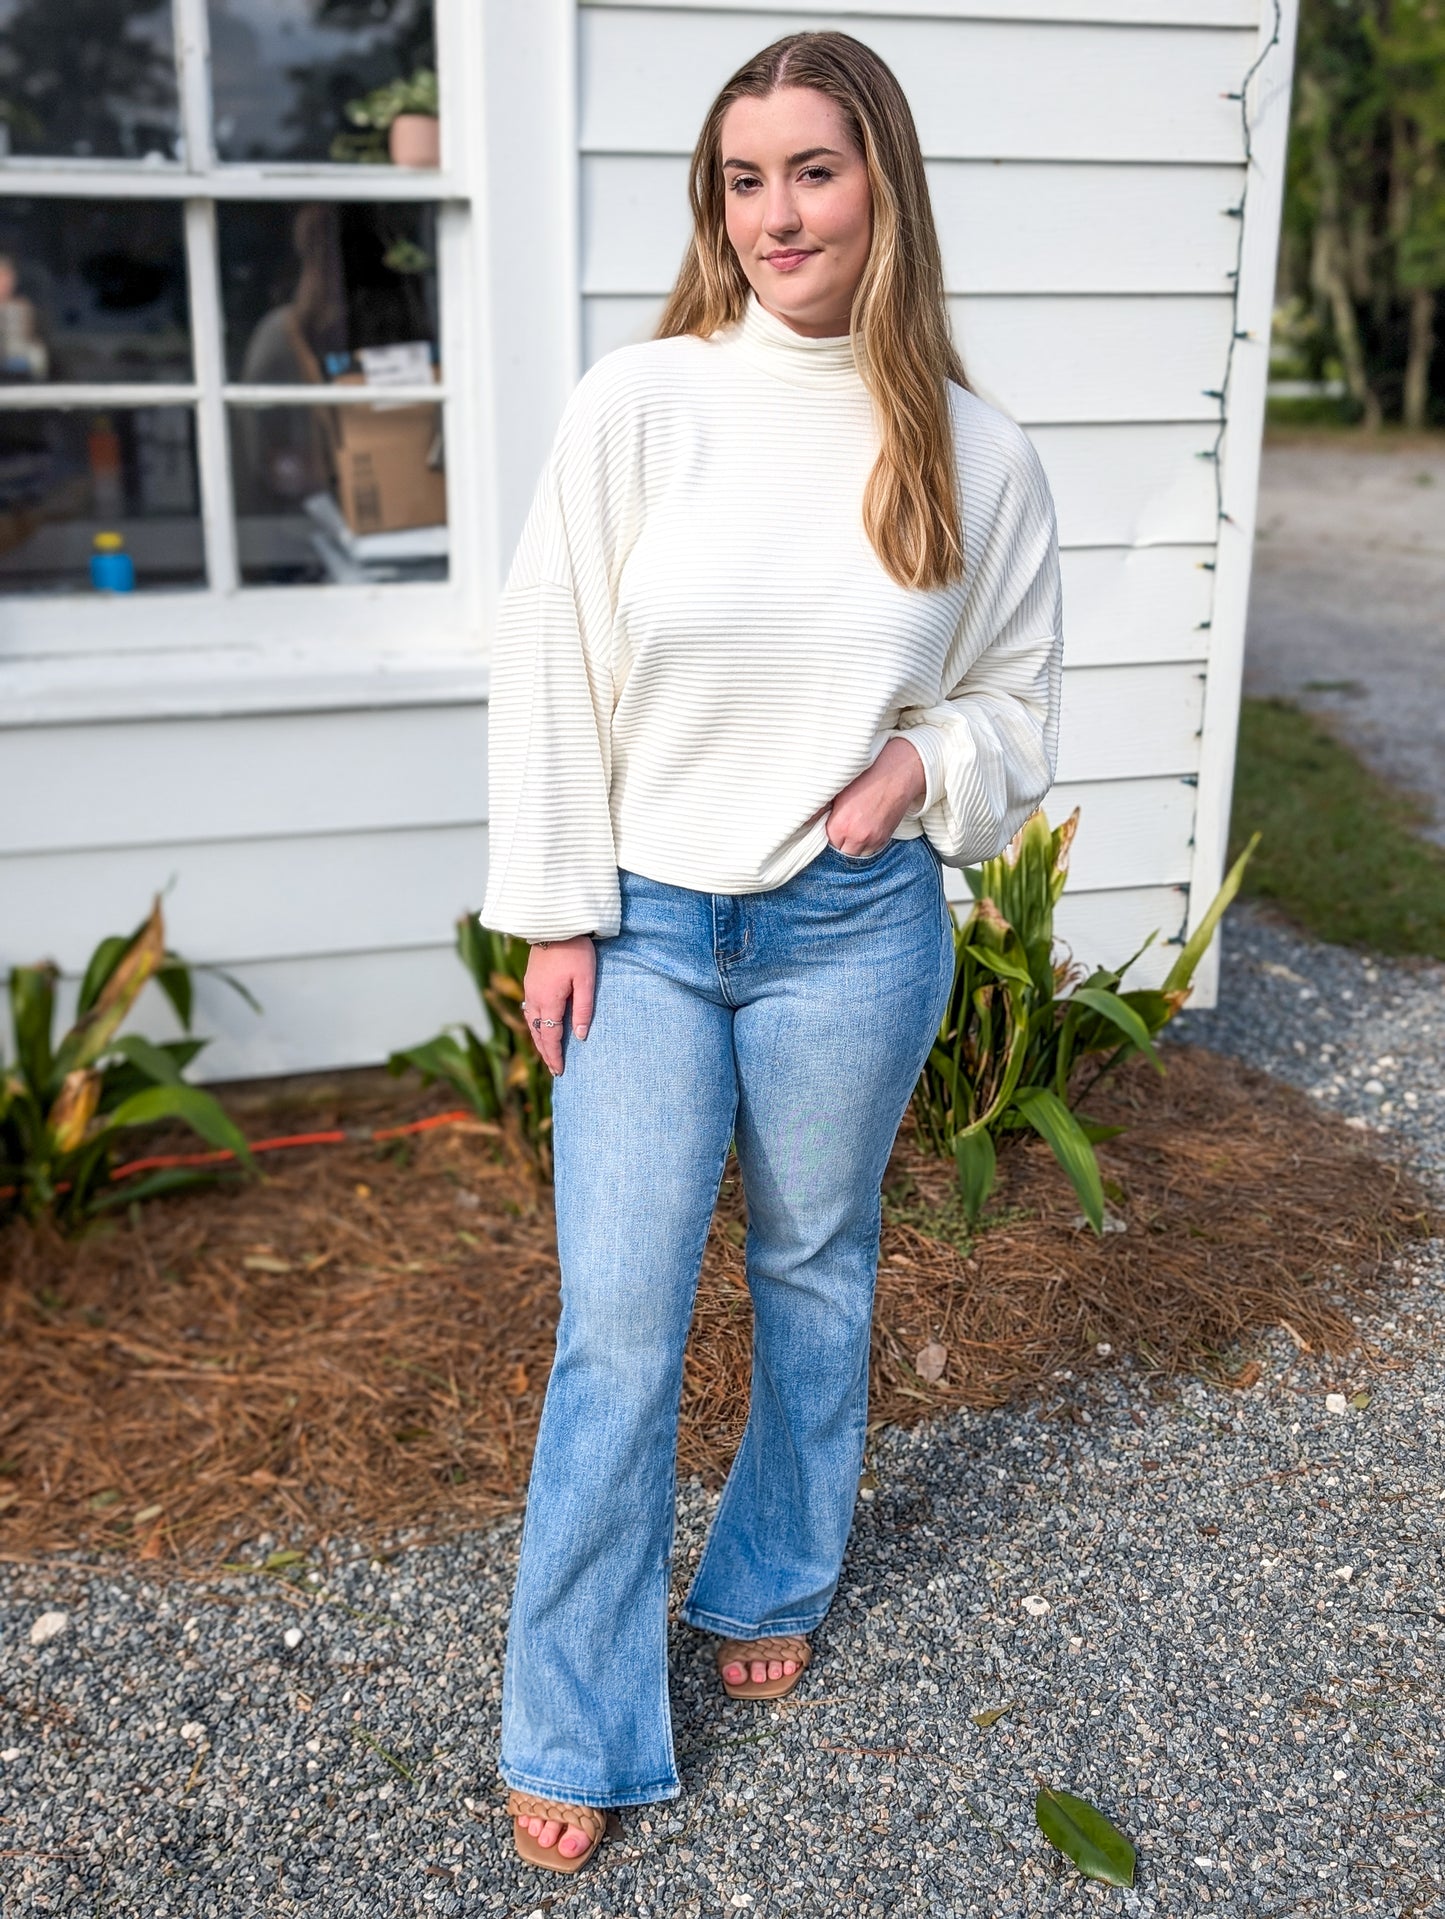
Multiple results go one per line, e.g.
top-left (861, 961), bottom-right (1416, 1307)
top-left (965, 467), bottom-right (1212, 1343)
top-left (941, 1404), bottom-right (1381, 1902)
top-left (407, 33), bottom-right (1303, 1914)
top-left (331, 68), bottom-right (439, 169)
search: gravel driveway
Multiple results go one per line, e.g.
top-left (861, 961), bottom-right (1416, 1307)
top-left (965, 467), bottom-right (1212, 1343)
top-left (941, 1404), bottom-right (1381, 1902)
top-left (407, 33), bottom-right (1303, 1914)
top-left (3, 899), bottom-right (1442, 1918)
top-left (5, 438), bottom-right (1444, 1915)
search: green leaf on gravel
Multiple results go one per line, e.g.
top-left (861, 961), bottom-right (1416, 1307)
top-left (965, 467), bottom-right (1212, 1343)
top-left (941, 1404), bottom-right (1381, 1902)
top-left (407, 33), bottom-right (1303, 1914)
top-left (971, 1700), bottom-right (1017, 1730)
top-left (1035, 1785), bottom-right (1136, 1887)
top-left (1350, 1390), bottom-right (1371, 1410)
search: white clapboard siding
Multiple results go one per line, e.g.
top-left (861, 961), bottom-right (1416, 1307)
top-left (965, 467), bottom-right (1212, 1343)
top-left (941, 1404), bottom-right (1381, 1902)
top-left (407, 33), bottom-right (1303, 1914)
top-left (0, 706), bottom-right (488, 857)
top-left (581, 156), bottom-right (1245, 297)
top-left (1, 0), bottom-right (1295, 1077)
top-left (0, 826), bottom-right (490, 975)
top-left (579, 10), bottom-right (1252, 163)
top-left (50, 948), bottom-right (485, 1085)
top-left (585, 295), bottom-right (1234, 424)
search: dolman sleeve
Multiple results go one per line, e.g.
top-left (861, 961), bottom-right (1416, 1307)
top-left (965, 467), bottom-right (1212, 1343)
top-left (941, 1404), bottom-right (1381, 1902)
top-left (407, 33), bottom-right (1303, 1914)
top-left (479, 382), bottom-right (625, 943)
top-left (884, 424), bottom-right (1064, 867)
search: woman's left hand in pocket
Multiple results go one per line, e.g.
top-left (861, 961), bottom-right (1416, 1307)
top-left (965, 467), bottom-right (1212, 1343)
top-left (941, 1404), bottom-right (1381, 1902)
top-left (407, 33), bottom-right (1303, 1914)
top-left (820, 737), bottom-right (927, 857)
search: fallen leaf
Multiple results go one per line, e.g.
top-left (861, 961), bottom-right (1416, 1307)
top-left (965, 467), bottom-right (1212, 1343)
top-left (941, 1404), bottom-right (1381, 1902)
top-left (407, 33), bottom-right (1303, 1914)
top-left (1349, 1390), bottom-right (1371, 1410)
top-left (506, 1363), bottom-right (530, 1397)
top-left (914, 1341), bottom-right (948, 1383)
top-left (139, 1525), bottom-right (166, 1561)
top-left (1035, 1785), bottom-right (1136, 1888)
top-left (88, 1489), bottom-right (122, 1511)
top-left (1228, 1361), bottom-right (1262, 1391)
top-left (971, 1700), bottom-right (1016, 1730)
top-left (132, 1503), bottom-right (164, 1525)
top-left (354, 1183), bottom-right (372, 1199)
top-left (242, 1255), bottom-right (293, 1275)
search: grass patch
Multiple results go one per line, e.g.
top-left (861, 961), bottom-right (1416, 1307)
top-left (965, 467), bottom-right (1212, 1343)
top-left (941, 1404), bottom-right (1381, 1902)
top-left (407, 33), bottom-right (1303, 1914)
top-left (1230, 696), bottom-right (1445, 959)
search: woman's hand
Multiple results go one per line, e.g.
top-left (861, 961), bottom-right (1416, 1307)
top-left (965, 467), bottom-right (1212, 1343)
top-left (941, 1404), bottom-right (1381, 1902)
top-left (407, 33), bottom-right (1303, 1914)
top-left (823, 737), bottom-right (927, 856)
top-left (522, 935), bottom-right (596, 1076)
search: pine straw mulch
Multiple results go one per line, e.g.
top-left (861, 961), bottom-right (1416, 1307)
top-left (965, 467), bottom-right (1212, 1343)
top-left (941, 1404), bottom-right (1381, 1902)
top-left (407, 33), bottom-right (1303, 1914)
top-left (0, 1042), bottom-right (1435, 1572)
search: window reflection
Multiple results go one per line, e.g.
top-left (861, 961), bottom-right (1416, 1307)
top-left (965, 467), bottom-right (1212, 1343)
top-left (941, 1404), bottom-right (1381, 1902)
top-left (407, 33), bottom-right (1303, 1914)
top-left (0, 0), bottom-right (180, 161)
top-left (218, 202), bottom-right (437, 384)
top-left (0, 201), bottom-right (190, 386)
top-left (0, 407), bottom-right (202, 594)
top-left (208, 0), bottom-right (434, 166)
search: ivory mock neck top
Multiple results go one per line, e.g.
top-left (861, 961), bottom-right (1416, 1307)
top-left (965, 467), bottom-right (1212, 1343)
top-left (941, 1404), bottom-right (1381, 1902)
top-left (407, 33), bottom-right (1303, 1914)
top-left (480, 291), bottom-right (1064, 943)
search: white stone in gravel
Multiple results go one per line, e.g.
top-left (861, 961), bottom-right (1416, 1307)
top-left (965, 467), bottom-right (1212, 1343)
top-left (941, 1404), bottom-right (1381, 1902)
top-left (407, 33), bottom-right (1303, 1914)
top-left (0, 1747), bottom-right (21, 1762)
top-left (1021, 1595), bottom-right (1050, 1617)
top-left (28, 1610), bottom-right (68, 1646)
top-left (283, 1626), bottom-right (303, 1649)
top-left (1325, 1393), bottom-right (1351, 1415)
top-left (1364, 1079), bottom-right (1385, 1094)
top-left (1334, 1566), bottom-right (1354, 1582)
top-left (180, 1722), bottom-right (205, 1741)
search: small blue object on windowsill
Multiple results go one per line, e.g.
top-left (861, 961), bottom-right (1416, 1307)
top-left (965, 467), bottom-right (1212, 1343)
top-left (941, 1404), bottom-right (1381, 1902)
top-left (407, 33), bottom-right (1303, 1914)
top-left (91, 531), bottom-right (135, 593)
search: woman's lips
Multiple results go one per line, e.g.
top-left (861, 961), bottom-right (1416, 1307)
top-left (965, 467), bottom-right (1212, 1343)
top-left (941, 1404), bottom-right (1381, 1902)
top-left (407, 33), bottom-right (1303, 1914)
top-left (765, 250), bottom-right (815, 271)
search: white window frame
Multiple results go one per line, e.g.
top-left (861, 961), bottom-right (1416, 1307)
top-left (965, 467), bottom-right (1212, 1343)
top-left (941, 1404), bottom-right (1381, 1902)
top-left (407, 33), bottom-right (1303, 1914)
top-left (0, 0), bottom-right (488, 672)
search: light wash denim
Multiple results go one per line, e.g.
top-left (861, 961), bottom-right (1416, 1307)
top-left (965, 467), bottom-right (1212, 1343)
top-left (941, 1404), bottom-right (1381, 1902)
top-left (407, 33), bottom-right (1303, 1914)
top-left (498, 834), bottom-right (956, 1808)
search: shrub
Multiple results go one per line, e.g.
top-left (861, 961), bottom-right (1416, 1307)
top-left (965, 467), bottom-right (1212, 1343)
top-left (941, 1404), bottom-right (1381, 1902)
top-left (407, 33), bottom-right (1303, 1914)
top-left (388, 916), bottom-right (554, 1175)
top-left (911, 810), bottom-right (1259, 1233)
top-left (1, 899), bottom-right (254, 1227)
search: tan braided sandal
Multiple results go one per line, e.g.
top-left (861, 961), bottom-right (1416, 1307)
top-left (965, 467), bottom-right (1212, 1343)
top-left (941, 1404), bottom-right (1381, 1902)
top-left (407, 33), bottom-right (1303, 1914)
top-left (506, 1791), bottom-right (607, 1874)
top-left (715, 1633), bottom-right (812, 1701)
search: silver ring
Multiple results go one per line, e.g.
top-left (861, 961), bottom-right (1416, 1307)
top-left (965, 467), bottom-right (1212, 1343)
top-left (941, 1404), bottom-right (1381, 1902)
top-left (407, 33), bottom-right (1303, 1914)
top-left (532, 1016), bottom-right (558, 1029)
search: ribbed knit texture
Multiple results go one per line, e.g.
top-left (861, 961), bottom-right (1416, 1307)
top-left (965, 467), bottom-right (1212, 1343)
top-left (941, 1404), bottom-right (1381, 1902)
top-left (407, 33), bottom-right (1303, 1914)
top-left (481, 291), bottom-right (1063, 943)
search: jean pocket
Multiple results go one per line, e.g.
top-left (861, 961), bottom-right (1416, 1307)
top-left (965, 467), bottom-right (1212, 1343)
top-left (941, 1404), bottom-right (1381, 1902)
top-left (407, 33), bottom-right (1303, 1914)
top-left (827, 837), bottom-right (896, 868)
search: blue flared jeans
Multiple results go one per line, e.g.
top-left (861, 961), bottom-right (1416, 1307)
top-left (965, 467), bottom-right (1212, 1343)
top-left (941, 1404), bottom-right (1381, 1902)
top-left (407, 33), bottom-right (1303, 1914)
top-left (497, 834), bottom-right (956, 1808)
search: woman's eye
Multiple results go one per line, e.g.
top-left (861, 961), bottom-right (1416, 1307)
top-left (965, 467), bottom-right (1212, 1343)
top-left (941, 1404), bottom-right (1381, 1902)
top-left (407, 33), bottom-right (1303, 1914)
top-left (728, 175), bottom-right (760, 193)
top-left (800, 167), bottom-right (833, 183)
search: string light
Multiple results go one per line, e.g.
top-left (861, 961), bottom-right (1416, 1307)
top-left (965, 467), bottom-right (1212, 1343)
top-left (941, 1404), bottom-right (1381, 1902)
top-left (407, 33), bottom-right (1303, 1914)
top-left (1202, 0), bottom-right (1286, 544)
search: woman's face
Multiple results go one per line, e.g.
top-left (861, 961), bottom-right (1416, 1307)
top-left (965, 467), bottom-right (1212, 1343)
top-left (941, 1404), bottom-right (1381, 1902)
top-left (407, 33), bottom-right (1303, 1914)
top-left (720, 87), bottom-right (872, 338)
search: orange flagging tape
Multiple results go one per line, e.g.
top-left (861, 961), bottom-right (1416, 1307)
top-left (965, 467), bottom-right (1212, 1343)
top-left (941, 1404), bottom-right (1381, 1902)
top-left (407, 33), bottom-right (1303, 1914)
top-left (1, 1110), bottom-right (481, 1203)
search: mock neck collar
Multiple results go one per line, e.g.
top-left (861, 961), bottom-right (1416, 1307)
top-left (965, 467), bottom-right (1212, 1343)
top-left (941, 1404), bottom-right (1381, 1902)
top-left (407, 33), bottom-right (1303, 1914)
top-left (726, 290), bottom-right (862, 391)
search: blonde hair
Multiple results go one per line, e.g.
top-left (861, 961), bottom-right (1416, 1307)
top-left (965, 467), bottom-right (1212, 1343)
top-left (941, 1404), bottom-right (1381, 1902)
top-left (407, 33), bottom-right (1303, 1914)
top-left (656, 30), bottom-right (968, 591)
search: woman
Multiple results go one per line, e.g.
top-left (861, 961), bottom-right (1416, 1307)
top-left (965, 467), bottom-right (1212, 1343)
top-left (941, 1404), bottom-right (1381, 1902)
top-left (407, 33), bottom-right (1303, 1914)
top-left (481, 30), bottom-right (1062, 1874)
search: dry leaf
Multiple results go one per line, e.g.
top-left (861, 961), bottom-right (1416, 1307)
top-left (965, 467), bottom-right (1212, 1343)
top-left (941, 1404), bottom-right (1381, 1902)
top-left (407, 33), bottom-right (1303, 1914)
top-left (243, 1255), bottom-right (293, 1275)
top-left (971, 1700), bottom-right (1016, 1730)
top-left (506, 1363), bottom-right (530, 1397)
top-left (132, 1503), bottom-right (164, 1525)
top-left (139, 1525), bottom-right (166, 1561)
top-left (914, 1341), bottom-right (948, 1383)
top-left (1349, 1390), bottom-right (1371, 1410)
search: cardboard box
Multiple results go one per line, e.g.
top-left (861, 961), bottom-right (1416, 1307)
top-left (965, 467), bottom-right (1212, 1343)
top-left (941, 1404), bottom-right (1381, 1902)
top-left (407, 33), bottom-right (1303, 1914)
top-left (328, 372), bottom-right (446, 537)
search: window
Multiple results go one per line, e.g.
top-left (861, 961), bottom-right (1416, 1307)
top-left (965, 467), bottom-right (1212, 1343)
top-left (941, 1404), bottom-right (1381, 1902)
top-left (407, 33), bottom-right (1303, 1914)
top-left (0, 0), bottom-right (479, 653)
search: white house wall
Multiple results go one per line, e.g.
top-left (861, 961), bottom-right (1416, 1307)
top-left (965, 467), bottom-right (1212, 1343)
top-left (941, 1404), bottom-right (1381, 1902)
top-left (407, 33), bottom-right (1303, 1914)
top-left (578, 0), bottom-right (1296, 997)
top-left (0, 0), bottom-right (1296, 1079)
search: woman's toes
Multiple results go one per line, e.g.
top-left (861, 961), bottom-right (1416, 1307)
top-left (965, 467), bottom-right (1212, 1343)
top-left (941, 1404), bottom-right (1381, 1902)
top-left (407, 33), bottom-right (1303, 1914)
top-left (558, 1824), bottom-right (591, 1858)
top-left (750, 1659), bottom-right (768, 1684)
top-left (723, 1661), bottom-right (747, 1684)
top-left (767, 1659), bottom-right (783, 1680)
top-left (537, 1819), bottom-right (563, 1849)
top-left (783, 1660), bottom-right (797, 1676)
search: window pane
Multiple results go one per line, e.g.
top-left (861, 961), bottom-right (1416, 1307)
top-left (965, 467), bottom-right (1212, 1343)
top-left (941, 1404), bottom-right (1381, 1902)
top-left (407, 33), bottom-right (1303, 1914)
top-left (0, 1), bottom-right (180, 162)
top-left (0, 200), bottom-right (190, 385)
top-left (0, 407), bottom-right (203, 594)
top-left (208, 0), bottom-right (434, 165)
top-left (218, 202), bottom-right (437, 386)
top-left (230, 400), bottom-right (447, 586)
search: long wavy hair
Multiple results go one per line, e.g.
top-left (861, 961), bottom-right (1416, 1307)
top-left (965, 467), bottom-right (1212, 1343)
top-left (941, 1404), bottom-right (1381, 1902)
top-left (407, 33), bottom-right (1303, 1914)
top-left (656, 31), bottom-right (968, 591)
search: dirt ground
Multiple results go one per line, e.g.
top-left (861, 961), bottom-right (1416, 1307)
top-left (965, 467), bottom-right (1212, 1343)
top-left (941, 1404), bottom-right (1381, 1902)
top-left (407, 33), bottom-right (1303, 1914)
top-left (1246, 432), bottom-right (1445, 841)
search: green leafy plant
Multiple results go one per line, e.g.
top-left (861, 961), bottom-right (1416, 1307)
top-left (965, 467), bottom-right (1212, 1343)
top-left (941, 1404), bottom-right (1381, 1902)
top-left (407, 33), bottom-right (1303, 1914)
top-left (912, 808), bottom-right (1259, 1234)
top-left (1035, 1785), bottom-right (1136, 1888)
top-left (388, 916), bottom-right (553, 1175)
top-left (329, 67), bottom-right (438, 164)
top-left (1, 898), bottom-right (255, 1227)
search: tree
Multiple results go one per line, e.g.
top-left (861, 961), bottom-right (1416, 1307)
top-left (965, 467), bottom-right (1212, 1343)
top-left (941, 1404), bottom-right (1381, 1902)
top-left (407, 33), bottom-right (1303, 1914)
top-left (1282, 0), bottom-right (1445, 429)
